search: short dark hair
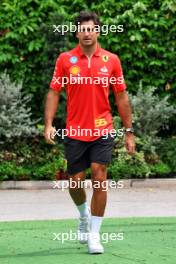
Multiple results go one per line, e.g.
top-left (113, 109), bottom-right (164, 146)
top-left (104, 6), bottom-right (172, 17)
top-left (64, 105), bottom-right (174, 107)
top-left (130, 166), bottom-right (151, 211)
top-left (75, 11), bottom-right (101, 28)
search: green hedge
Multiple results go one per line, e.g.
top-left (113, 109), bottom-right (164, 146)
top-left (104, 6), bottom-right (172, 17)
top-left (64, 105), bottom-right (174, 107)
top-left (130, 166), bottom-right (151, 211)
top-left (0, 138), bottom-right (67, 181)
top-left (1, 0), bottom-right (175, 122)
top-left (1, 0), bottom-right (176, 180)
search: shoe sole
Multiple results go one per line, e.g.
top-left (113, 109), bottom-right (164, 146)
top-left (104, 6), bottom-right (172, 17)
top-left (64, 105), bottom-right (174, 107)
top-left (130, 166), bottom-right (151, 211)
top-left (88, 249), bottom-right (104, 254)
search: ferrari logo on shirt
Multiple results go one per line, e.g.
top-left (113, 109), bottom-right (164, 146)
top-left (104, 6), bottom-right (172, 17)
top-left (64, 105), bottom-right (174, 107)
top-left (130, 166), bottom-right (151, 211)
top-left (95, 118), bottom-right (107, 127)
top-left (69, 65), bottom-right (80, 75)
top-left (102, 55), bottom-right (109, 62)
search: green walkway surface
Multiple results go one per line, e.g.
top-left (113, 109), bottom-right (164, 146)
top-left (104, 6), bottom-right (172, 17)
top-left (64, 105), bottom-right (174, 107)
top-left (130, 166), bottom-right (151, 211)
top-left (0, 217), bottom-right (176, 264)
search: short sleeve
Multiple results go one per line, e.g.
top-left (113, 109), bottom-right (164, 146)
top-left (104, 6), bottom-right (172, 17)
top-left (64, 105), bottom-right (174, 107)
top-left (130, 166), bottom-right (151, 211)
top-left (50, 54), bottom-right (64, 92)
top-left (111, 55), bottom-right (126, 93)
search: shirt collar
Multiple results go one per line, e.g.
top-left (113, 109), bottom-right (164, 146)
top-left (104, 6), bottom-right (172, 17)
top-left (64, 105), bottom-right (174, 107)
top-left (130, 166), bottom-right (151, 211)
top-left (75, 43), bottom-right (101, 57)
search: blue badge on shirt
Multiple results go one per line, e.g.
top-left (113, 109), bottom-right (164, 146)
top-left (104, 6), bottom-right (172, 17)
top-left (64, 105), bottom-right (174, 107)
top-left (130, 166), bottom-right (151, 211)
top-left (70, 56), bottom-right (78, 64)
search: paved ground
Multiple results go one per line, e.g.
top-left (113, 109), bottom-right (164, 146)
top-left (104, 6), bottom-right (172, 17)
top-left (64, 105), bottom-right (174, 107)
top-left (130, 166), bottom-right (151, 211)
top-left (0, 188), bottom-right (176, 221)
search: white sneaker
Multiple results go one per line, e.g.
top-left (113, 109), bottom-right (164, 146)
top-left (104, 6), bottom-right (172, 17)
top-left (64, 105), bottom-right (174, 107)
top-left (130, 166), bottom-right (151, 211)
top-left (88, 232), bottom-right (104, 254)
top-left (77, 210), bottom-right (90, 244)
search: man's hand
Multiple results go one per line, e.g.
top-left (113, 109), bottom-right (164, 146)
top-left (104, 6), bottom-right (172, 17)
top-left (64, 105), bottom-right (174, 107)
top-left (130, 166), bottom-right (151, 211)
top-left (44, 126), bottom-right (56, 145)
top-left (44, 89), bottom-right (60, 145)
top-left (114, 91), bottom-right (135, 155)
top-left (125, 133), bottom-right (135, 155)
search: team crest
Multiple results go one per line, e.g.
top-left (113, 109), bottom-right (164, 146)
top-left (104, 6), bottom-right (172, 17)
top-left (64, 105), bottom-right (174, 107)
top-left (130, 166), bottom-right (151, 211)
top-left (69, 65), bottom-right (80, 75)
top-left (102, 55), bottom-right (109, 62)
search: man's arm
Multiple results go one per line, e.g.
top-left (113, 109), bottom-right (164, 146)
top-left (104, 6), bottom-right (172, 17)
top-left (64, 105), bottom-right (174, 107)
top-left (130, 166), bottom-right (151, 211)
top-left (114, 90), bottom-right (135, 155)
top-left (44, 89), bottom-right (60, 144)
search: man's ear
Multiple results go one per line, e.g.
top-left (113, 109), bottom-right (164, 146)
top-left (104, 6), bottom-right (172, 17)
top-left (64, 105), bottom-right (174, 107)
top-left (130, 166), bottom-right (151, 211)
top-left (76, 32), bottom-right (78, 39)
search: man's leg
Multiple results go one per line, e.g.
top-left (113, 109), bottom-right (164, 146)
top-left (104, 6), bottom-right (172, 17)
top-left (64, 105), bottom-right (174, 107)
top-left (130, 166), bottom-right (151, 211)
top-left (88, 162), bottom-right (107, 254)
top-left (69, 171), bottom-right (86, 206)
top-left (69, 171), bottom-right (90, 244)
top-left (91, 163), bottom-right (107, 216)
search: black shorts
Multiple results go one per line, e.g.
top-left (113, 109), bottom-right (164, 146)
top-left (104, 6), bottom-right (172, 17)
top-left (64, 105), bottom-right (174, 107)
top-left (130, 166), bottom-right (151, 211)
top-left (64, 134), bottom-right (115, 175)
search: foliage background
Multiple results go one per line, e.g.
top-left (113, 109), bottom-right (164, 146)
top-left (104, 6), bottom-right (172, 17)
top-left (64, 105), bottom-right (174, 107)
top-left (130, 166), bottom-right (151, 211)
top-left (0, 0), bottom-right (176, 180)
top-left (1, 0), bottom-right (175, 120)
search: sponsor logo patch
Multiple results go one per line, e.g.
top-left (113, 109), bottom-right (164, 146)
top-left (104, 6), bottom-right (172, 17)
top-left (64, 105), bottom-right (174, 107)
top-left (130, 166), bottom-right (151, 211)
top-left (95, 118), bottom-right (107, 127)
top-left (100, 66), bottom-right (108, 73)
top-left (70, 56), bottom-right (78, 64)
top-left (69, 66), bottom-right (80, 75)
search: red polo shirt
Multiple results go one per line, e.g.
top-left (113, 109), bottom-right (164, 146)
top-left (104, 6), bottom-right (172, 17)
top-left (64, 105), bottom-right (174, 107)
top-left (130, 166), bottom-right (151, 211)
top-left (50, 44), bottom-right (126, 141)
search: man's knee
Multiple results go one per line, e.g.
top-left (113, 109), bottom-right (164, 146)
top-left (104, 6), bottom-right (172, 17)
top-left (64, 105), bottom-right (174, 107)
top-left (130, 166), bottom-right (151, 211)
top-left (69, 172), bottom-right (85, 191)
top-left (91, 163), bottom-right (107, 182)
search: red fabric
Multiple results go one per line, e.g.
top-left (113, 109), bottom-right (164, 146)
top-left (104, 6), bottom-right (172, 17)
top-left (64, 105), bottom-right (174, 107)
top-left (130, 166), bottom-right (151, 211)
top-left (50, 44), bottom-right (126, 141)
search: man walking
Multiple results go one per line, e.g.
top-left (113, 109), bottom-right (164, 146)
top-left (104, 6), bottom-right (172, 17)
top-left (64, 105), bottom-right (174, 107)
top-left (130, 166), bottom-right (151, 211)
top-left (44, 11), bottom-right (135, 254)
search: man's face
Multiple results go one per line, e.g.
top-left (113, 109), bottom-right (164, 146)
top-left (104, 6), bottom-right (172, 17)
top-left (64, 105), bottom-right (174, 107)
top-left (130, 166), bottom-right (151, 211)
top-left (76, 20), bottom-right (100, 47)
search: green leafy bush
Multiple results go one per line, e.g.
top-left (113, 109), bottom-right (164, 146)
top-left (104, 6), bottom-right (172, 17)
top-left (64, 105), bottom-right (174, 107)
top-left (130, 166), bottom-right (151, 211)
top-left (0, 158), bottom-right (67, 181)
top-left (109, 132), bottom-right (151, 180)
top-left (0, 0), bottom-right (176, 180)
top-left (113, 84), bottom-right (176, 157)
top-left (31, 158), bottom-right (67, 180)
top-left (130, 83), bottom-right (176, 140)
top-left (0, 73), bottom-right (39, 144)
top-left (149, 162), bottom-right (171, 177)
top-left (108, 147), bottom-right (151, 180)
top-left (0, 162), bottom-right (31, 181)
top-left (112, 115), bottom-right (176, 179)
top-left (0, 0), bottom-right (175, 121)
top-left (0, 0), bottom-right (75, 118)
top-left (156, 137), bottom-right (176, 173)
top-left (0, 137), bottom-right (67, 181)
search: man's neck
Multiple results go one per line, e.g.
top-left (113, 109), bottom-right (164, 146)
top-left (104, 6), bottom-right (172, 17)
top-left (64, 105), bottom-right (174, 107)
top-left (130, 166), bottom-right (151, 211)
top-left (79, 43), bottom-right (97, 58)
